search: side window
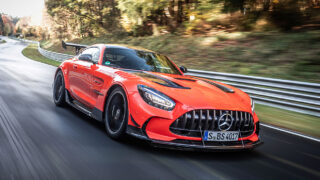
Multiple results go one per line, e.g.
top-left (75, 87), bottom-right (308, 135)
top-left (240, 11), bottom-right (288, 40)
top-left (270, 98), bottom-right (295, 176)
top-left (79, 48), bottom-right (93, 56)
top-left (78, 47), bottom-right (100, 63)
top-left (91, 48), bottom-right (100, 63)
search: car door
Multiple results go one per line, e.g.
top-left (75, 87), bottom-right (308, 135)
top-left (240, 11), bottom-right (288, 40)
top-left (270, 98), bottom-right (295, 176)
top-left (91, 47), bottom-right (115, 106)
top-left (69, 47), bottom-right (99, 108)
top-left (90, 47), bottom-right (105, 105)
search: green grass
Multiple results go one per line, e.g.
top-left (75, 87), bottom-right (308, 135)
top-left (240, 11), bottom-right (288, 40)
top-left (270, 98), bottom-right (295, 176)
top-left (22, 44), bottom-right (61, 67)
top-left (0, 39), bottom-right (6, 44)
top-left (256, 104), bottom-right (320, 137)
top-left (41, 30), bottom-right (320, 83)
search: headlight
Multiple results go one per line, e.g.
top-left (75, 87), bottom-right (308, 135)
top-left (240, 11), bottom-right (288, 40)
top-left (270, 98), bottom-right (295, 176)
top-left (251, 97), bottom-right (255, 113)
top-left (138, 85), bottom-right (175, 111)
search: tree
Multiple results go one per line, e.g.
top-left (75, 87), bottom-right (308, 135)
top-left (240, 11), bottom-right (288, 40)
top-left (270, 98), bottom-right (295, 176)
top-left (46, 0), bottom-right (121, 38)
top-left (0, 15), bottom-right (4, 35)
top-left (117, 0), bottom-right (196, 35)
top-left (1, 14), bottom-right (15, 35)
top-left (44, 0), bottom-right (320, 38)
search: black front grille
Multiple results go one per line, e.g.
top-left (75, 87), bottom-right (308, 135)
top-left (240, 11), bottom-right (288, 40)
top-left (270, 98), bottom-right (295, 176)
top-left (170, 109), bottom-right (254, 138)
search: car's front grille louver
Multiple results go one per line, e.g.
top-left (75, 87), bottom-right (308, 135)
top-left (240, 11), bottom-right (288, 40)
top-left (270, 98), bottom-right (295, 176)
top-left (170, 110), bottom-right (255, 138)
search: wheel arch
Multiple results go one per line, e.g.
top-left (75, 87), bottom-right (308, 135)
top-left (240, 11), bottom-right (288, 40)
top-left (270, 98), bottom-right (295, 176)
top-left (54, 67), bottom-right (62, 77)
top-left (54, 62), bottom-right (70, 90)
top-left (54, 67), bottom-right (64, 87)
top-left (102, 82), bottom-right (129, 122)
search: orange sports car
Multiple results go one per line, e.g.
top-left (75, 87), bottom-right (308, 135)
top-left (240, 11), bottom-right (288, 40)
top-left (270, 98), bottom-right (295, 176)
top-left (53, 42), bottom-right (262, 150)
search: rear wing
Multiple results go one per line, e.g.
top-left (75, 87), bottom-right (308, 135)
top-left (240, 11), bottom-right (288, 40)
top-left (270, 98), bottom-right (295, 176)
top-left (62, 41), bottom-right (88, 54)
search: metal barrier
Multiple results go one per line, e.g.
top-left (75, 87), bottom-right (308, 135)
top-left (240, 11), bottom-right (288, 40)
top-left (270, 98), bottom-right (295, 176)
top-left (9, 37), bottom-right (73, 61)
top-left (37, 43), bottom-right (73, 62)
top-left (13, 37), bottom-right (320, 117)
top-left (186, 70), bottom-right (320, 117)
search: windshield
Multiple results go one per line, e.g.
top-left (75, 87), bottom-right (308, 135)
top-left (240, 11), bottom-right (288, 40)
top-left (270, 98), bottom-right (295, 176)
top-left (102, 47), bottom-right (181, 74)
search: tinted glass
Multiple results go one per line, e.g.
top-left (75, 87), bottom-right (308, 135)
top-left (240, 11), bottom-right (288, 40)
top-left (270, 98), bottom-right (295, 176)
top-left (79, 47), bottom-right (100, 63)
top-left (91, 48), bottom-right (100, 63)
top-left (103, 48), bottom-right (180, 74)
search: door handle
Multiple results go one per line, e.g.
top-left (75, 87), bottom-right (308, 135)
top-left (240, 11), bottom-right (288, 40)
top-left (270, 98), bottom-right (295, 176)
top-left (73, 64), bottom-right (78, 69)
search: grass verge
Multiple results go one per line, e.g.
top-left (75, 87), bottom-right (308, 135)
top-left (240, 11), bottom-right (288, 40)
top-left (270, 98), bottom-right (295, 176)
top-left (0, 39), bottom-right (6, 44)
top-left (256, 104), bottom-right (320, 138)
top-left (41, 31), bottom-right (320, 83)
top-left (22, 44), bottom-right (61, 67)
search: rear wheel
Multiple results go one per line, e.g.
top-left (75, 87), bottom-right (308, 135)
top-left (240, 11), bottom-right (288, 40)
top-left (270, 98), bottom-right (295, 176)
top-left (105, 87), bottom-right (128, 140)
top-left (53, 70), bottom-right (66, 106)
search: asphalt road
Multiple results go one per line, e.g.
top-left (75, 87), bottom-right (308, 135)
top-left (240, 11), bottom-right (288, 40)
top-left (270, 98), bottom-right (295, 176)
top-left (0, 37), bottom-right (319, 180)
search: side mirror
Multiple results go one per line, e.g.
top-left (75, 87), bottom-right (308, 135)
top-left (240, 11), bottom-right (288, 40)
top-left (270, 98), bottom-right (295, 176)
top-left (78, 54), bottom-right (93, 63)
top-left (180, 66), bottom-right (187, 73)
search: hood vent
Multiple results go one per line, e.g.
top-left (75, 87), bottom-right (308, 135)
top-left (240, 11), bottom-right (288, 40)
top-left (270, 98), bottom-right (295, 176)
top-left (124, 70), bottom-right (190, 89)
top-left (204, 80), bottom-right (234, 93)
top-left (174, 78), bottom-right (196, 82)
top-left (193, 77), bottom-right (234, 93)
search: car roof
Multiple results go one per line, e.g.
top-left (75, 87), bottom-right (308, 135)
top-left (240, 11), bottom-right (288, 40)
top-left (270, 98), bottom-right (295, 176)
top-left (91, 44), bottom-right (155, 53)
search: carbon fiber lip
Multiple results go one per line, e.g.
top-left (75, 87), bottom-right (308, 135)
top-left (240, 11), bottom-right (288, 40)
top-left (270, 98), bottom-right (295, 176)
top-left (150, 139), bottom-right (263, 151)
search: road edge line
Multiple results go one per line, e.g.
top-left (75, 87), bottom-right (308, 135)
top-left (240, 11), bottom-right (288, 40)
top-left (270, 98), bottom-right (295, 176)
top-left (261, 123), bottom-right (320, 143)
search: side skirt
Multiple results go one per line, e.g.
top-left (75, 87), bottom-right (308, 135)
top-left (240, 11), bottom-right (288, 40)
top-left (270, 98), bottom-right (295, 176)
top-left (65, 90), bottom-right (103, 122)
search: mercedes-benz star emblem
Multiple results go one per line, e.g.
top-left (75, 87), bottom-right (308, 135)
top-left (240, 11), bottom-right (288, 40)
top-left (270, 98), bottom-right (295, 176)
top-left (218, 113), bottom-right (234, 131)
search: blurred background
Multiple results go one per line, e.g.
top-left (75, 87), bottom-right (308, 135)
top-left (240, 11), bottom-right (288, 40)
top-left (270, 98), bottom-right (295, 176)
top-left (0, 1), bottom-right (320, 179)
top-left (0, 0), bottom-right (319, 136)
top-left (1, 0), bottom-right (319, 82)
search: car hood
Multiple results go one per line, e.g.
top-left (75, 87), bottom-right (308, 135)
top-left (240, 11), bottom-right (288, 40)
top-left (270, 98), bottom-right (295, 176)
top-left (118, 70), bottom-right (252, 112)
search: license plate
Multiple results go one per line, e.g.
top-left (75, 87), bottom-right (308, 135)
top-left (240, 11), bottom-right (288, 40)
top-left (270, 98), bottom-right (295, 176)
top-left (203, 131), bottom-right (239, 141)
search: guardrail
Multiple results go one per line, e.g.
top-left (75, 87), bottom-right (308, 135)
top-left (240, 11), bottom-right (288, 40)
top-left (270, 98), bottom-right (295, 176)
top-left (38, 43), bottom-right (73, 61)
top-left (12, 37), bottom-right (320, 117)
top-left (9, 37), bottom-right (73, 61)
top-left (186, 70), bottom-right (320, 117)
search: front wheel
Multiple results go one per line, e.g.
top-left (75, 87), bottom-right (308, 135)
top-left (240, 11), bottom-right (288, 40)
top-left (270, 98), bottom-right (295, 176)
top-left (105, 87), bottom-right (128, 140)
top-left (53, 70), bottom-right (66, 106)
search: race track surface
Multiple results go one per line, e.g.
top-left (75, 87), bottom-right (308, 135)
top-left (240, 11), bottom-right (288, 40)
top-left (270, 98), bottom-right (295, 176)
top-left (0, 37), bottom-right (319, 180)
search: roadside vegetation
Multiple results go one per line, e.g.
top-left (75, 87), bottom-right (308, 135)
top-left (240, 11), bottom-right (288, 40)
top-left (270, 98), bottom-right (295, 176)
top-left (256, 104), bottom-right (320, 137)
top-left (34, 0), bottom-right (319, 83)
top-left (35, 1), bottom-right (320, 83)
top-left (41, 30), bottom-right (320, 83)
top-left (0, 39), bottom-right (6, 43)
top-left (22, 44), bottom-right (61, 67)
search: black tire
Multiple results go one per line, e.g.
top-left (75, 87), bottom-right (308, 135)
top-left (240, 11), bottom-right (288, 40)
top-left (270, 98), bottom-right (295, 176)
top-left (53, 70), bottom-right (66, 106)
top-left (104, 87), bottom-right (128, 140)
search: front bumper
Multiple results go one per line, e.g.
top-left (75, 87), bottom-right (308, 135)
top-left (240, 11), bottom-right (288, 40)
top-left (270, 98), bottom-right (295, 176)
top-left (126, 125), bottom-right (263, 151)
top-left (127, 93), bottom-right (262, 151)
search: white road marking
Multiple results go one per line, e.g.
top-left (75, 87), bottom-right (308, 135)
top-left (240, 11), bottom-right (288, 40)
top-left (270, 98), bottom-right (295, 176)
top-left (261, 123), bottom-right (320, 143)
